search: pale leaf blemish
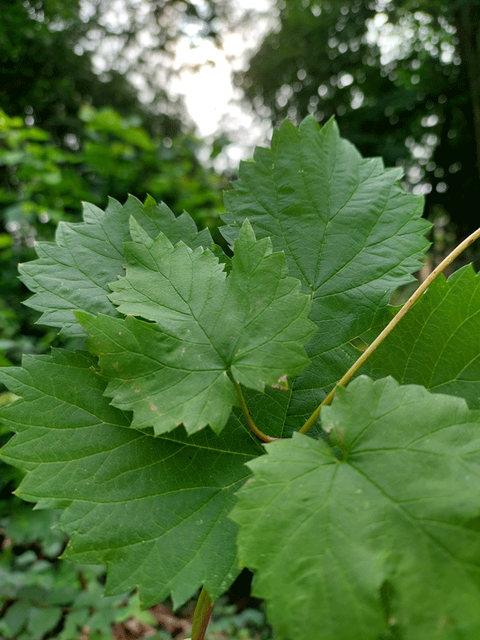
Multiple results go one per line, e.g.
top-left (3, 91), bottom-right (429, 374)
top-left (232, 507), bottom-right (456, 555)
top-left (149, 403), bottom-right (158, 412)
top-left (271, 374), bottom-right (288, 390)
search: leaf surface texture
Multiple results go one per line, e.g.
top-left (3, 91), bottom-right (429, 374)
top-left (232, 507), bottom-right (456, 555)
top-left (232, 376), bottom-right (480, 639)
top-left (0, 350), bottom-right (262, 608)
top-left (222, 116), bottom-right (430, 427)
top-left (78, 220), bottom-right (315, 435)
top-left (363, 265), bottom-right (480, 408)
top-left (19, 195), bottom-right (212, 337)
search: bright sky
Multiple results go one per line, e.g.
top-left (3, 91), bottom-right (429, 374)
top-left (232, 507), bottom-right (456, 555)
top-left (85, 1), bottom-right (449, 171)
top-left (172, 37), bottom-right (250, 138)
top-left (168, 0), bottom-right (276, 166)
top-left (85, 0), bottom-right (276, 166)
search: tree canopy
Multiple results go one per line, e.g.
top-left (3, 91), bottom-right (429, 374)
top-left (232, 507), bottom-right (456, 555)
top-left (239, 0), bottom-right (480, 237)
top-left (0, 0), bottom-right (238, 143)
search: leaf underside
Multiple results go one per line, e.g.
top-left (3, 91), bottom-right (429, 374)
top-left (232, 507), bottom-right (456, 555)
top-left (363, 265), bottom-right (480, 408)
top-left (222, 116), bottom-right (431, 430)
top-left (19, 195), bottom-right (212, 337)
top-left (78, 219), bottom-right (315, 435)
top-left (232, 376), bottom-right (480, 640)
top-left (0, 350), bottom-right (263, 608)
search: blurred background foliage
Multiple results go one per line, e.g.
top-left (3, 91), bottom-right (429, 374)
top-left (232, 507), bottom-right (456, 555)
top-left (1, 0), bottom-right (479, 637)
top-left (0, 105), bottom-right (227, 367)
top-left (240, 0), bottom-right (480, 242)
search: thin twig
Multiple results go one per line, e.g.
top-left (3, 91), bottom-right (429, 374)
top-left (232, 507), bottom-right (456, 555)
top-left (299, 224), bottom-right (480, 435)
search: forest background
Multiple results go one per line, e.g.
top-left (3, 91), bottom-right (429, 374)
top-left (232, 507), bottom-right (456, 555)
top-left (1, 1), bottom-right (479, 638)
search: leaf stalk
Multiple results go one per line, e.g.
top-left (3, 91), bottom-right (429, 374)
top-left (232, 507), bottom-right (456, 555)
top-left (299, 224), bottom-right (480, 434)
top-left (191, 587), bottom-right (214, 640)
top-left (231, 375), bottom-right (279, 443)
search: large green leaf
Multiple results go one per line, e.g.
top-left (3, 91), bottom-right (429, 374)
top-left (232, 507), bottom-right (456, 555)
top-left (232, 376), bottom-right (480, 640)
top-left (0, 349), bottom-right (263, 608)
top-left (222, 116), bottom-right (430, 427)
top-left (1, 115), bottom-right (465, 636)
top-left (362, 265), bottom-right (480, 409)
top-left (77, 219), bottom-right (315, 435)
top-left (18, 195), bottom-right (212, 337)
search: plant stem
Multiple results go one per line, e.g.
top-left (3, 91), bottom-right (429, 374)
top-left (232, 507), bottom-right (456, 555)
top-left (231, 376), bottom-right (280, 443)
top-left (191, 587), bottom-right (214, 640)
top-left (299, 224), bottom-right (480, 435)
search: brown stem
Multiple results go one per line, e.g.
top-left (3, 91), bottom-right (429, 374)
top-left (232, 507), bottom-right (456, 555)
top-left (299, 224), bottom-right (480, 434)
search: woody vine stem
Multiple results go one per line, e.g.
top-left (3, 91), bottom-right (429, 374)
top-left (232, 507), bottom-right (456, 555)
top-left (191, 225), bottom-right (480, 640)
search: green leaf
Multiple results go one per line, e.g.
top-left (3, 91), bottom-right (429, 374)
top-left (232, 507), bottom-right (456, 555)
top-left (232, 376), bottom-right (480, 640)
top-left (2, 115), bottom-right (470, 637)
top-left (77, 219), bottom-right (315, 435)
top-left (0, 350), bottom-right (263, 608)
top-left (362, 265), bottom-right (480, 408)
top-left (27, 606), bottom-right (63, 638)
top-left (222, 116), bottom-right (430, 425)
top-left (18, 195), bottom-right (212, 337)
top-left (2, 601), bottom-right (31, 637)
